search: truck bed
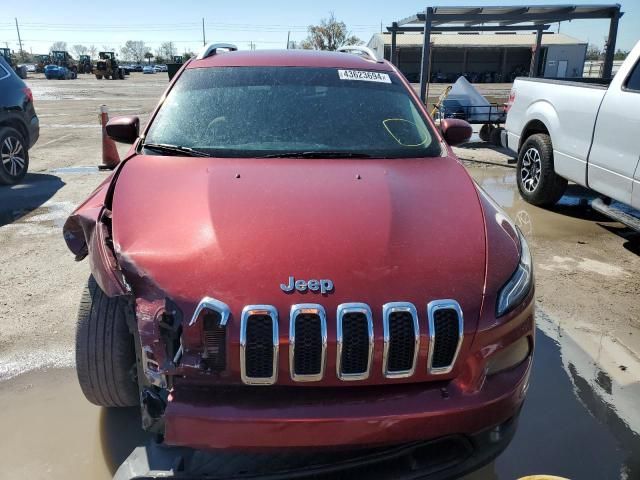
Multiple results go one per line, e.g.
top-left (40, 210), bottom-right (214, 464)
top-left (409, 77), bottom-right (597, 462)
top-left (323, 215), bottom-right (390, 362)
top-left (513, 76), bottom-right (612, 89)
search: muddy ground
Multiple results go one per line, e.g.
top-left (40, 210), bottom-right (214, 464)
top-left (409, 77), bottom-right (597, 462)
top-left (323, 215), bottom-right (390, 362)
top-left (0, 74), bottom-right (638, 479)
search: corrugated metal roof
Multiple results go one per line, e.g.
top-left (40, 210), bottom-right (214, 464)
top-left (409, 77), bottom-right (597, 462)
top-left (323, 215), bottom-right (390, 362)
top-left (370, 32), bottom-right (586, 48)
top-left (398, 4), bottom-right (621, 26)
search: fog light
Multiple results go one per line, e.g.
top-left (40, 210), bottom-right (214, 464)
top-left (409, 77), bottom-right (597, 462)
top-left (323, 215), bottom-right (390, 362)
top-left (486, 337), bottom-right (530, 376)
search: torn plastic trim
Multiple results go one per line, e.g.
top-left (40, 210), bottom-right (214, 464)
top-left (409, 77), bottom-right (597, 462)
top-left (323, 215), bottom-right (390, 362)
top-left (141, 345), bottom-right (168, 389)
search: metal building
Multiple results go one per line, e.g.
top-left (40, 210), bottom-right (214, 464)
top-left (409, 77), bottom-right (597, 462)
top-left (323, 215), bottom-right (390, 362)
top-left (367, 32), bottom-right (587, 82)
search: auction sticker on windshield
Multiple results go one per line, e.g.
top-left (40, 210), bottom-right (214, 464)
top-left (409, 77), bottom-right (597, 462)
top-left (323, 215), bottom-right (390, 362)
top-left (338, 69), bottom-right (391, 83)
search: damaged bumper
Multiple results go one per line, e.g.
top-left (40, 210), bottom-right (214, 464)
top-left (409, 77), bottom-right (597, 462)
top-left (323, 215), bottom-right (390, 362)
top-left (163, 358), bottom-right (530, 450)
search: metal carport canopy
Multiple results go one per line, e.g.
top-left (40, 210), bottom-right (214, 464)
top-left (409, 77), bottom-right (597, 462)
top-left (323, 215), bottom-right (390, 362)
top-left (389, 4), bottom-right (623, 101)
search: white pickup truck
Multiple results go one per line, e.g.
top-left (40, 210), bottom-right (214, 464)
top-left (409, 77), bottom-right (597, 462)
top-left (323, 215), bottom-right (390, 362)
top-left (503, 40), bottom-right (640, 230)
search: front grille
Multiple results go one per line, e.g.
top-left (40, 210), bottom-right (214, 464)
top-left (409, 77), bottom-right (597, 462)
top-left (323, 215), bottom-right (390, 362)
top-left (293, 314), bottom-right (323, 375)
top-left (431, 309), bottom-right (460, 368)
top-left (387, 313), bottom-right (417, 372)
top-left (241, 306), bottom-right (278, 384)
top-left (428, 301), bottom-right (463, 374)
top-left (290, 305), bottom-right (326, 381)
top-left (202, 312), bottom-right (226, 371)
top-left (383, 303), bottom-right (419, 378)
top-left (340, 312), bottom-right (370, 375)
top-left (245, 315), bottom-right (275, 378)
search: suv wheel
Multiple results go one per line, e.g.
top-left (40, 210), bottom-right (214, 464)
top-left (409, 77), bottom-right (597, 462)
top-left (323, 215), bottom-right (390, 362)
top-left (517, 133), bottom-right (567, 206)
top-left (0, 127), bottom-right (29, 185)
top-left (75, 276), bottom-right (140, 407)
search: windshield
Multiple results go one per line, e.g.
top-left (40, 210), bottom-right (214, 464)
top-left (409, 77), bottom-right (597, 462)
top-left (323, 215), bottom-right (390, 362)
top-left (144, 66), bottom-right (441, 158)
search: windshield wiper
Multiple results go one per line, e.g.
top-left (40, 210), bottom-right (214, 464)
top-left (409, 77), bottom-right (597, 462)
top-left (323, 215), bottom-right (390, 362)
top-left (142, 143), bottom-right (209, 157)
top-left (258, 151), bottom-right (373, 159)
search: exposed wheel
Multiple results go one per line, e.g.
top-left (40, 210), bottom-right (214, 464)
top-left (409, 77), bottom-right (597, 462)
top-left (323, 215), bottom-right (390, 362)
top-left (517, 133), bottom-right (567, 207)
top-left (479, 124), bottom-right (492, 142)
top-left (489, 127), bottom-right (503, 146)
top-left (95, 74), bottom-right (102, 79)
top-left (75, 275), bottom-right (139, 407)
top-left (0, 127), bottom-right (29, 185)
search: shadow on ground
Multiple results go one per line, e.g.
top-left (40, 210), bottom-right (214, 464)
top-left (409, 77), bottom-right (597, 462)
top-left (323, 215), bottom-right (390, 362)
top-left (0, 173), bottom-right (65, 227)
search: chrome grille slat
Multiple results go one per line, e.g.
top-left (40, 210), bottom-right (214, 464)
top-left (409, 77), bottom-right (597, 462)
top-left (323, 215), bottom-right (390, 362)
top-left (382, 302), bottom-right (419, 378)
top-left (289, 304), bottom-right (327, 382)
top-left (427, 300), bottom-right (464, 375)
top-left (336, 303), bottom-right (373, 381)
top-left (240, 305), bottom-right (279, 385)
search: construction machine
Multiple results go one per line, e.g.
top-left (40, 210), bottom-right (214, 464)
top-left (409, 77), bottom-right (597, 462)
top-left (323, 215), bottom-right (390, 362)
top-left (94, 51), bottom-right (124, 80)
top-left (0, 48), bottom-right (27, 79)
top-left (36, 54), bottom-right (51, 73)
top-left (78, 55), bottom-right (93, 74)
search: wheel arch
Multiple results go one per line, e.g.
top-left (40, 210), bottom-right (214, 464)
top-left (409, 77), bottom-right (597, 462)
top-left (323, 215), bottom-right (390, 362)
top-left (0, 117), bottom-right (30, 146)
top-left (518, 100), bottom-right (559, 152)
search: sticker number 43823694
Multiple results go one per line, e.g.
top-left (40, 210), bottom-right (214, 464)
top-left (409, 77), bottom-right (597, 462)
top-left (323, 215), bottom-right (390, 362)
top-left (338, 69), bottom-right (391, 84)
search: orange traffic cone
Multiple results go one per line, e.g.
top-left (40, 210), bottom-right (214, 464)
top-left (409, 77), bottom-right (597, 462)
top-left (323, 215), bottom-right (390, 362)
top-left (98, 104), bottom-right (121, 170)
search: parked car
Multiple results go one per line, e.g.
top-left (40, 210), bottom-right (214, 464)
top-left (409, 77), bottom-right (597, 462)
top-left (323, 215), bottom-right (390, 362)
top-left (64, 45), bottom-right (534, 478)
top-left (23, 63), bottom-right (36, 73)
top-left (44, 64), bottom-right (77, 80)
top-left (0, 56), bottom-right (39, 184)
top-left (131, 64), bottom-right (143, 72)
top-left (504, 40), bottom-right (640, 230)
top-left (142, 65), bottom-right (155, 74)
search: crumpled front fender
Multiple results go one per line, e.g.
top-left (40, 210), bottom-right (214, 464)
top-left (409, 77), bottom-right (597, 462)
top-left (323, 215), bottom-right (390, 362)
top-left (63, 172), bottom-right (129, 297)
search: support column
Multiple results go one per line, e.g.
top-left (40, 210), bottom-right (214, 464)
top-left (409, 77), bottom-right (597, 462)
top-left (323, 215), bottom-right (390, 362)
top-left (529, 28), bottom-right (543, 77)
top-left (390, 22), bottom-right (398, 65)
top-left (501, 48), bottom-right (508, 80)
top-left (419, 8), bottom-right (433, 103)
top-left (603, 10), bottom-right (620, 78)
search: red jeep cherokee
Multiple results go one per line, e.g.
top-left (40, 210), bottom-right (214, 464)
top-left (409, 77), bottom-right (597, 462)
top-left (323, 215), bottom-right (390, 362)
top-left (64, 45), bottom-right (534, 477)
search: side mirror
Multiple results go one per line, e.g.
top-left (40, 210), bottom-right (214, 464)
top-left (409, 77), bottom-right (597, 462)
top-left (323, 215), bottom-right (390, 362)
top-left (440, 118), bottom-right (472, 146)
top-left (106, 115), bottom-right (140, 144)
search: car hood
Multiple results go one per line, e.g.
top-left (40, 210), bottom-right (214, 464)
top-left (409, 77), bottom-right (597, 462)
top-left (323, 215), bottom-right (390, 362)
top-left (111, 155), bottom-right (487, 325)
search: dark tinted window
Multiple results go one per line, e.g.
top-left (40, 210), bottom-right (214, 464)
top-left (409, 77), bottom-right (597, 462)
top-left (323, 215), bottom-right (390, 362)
top-left (625, 60), bottom-right (640, 91)
top-left (145, 67), bottom-right (441, 158)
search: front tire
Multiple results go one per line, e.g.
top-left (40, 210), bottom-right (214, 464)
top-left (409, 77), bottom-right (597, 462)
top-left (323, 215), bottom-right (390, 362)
top-left (517, 133), bottom-right (567, 206)
top-left (75, 276), bottom-right (139, 407)
top-left (0, 127), bottom-right (29, 185)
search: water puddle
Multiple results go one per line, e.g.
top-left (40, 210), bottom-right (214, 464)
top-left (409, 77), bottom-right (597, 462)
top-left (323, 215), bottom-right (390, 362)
top-left (468, 167), bottom-right (617, 240)
top-left (1, 315), bottom-right (638, 479)
top-left (51, 166), bottom-right (100, 174)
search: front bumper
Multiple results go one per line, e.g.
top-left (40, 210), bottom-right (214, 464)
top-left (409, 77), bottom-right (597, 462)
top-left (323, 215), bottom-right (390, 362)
top-left (118, 414), bottom-right (518, 480)
top-left (164, 355), bottom-right (531, 451)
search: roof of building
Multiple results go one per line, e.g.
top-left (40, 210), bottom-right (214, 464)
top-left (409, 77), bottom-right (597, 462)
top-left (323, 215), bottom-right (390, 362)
top-left (397, 5), bottom-right (622, 27)
top-left (369, 32), bottom-right (586, 48)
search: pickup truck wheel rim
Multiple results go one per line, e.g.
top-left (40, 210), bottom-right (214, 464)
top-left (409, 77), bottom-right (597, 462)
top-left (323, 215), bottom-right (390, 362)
top-left (1, 136), bottom-right (26, 178)
top-left (521, 147), bottom-right (541, 193)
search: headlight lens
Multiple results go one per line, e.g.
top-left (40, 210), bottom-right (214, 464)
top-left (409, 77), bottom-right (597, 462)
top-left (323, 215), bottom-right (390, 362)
top-left (496, 229), bottom-right (533, 317)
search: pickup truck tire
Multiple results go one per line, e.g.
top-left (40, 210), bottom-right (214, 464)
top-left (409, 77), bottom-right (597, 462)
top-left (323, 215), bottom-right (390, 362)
top-left (517, 134), bottom-right (567, 206)
top-left (75, 275), bottom-right (139, 407)
top-left (479, 124), bottom-right (492, 142)
top-left (0, 127), bottom-right (29, 185)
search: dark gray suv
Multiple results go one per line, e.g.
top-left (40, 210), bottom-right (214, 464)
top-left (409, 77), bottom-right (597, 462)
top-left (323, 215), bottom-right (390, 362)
top-left (0, 56), bottom-right (39, 185)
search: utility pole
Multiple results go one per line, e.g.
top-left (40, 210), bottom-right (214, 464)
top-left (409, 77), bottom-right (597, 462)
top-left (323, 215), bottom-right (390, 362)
top-left (287, 31), bottom-right (290, 49)
top-left (15, 18), bottom-right (23, 57)
top-left (202, 18), bottom-right (206, 46)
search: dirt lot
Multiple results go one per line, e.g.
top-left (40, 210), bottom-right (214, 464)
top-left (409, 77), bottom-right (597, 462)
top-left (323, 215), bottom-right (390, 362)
top-left (0, 73), bottom-right (639, 479)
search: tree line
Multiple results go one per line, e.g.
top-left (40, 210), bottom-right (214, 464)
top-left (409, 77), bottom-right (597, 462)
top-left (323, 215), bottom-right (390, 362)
top-left (8, 13), bottom-right (362, 64)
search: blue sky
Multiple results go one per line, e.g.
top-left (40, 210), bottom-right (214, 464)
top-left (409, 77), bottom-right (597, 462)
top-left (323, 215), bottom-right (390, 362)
top-left (0, 0), bottom-right (637, 55)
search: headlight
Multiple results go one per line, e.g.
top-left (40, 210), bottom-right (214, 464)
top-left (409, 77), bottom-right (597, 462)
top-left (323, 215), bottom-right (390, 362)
top-left (496, 229), bottom-right (533, 317)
